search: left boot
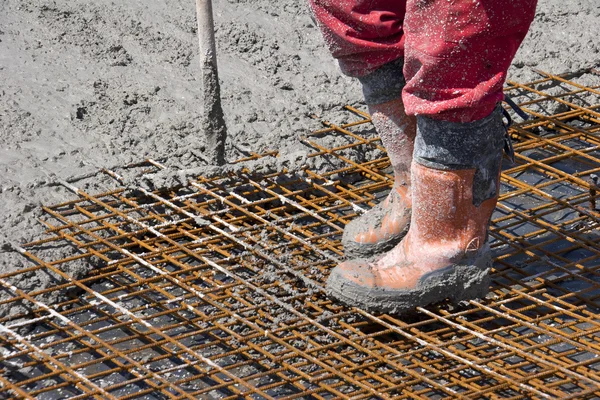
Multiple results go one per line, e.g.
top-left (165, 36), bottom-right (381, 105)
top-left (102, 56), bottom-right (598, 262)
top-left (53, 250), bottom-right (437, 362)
top-left (341, 98), bottom-right (416, 259)
top-left (327, 107), bottom-right (506, 314)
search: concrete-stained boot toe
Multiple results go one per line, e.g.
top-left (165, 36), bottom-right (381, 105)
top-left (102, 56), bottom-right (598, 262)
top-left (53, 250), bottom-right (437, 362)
top-left (341, 185), bottom-right (411, 258)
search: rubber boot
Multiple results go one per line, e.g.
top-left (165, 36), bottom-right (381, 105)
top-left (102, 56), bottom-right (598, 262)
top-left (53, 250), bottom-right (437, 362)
top-left (328, 107), bottom-right (506, 314)
top-left (341, 97), bottom-right (416, 259)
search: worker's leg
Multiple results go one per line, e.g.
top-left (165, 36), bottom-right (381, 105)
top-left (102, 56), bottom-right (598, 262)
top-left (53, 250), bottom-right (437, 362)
top-left (342, 96), bottom-right (416, 258)
top-left (326, 0), bottom-right (537, 312)
top-left (309, 0), bottom-right (416, 258)
top-left (401, 0), bottom-right (538, 122)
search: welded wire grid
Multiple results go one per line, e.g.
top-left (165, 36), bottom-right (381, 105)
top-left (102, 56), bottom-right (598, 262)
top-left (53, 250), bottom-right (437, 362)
top-left (2, 70), bottom-right (600, 399)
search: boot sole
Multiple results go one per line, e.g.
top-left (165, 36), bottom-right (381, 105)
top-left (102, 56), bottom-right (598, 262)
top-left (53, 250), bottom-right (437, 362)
top-left (326, 246), bottom-right (492, 315)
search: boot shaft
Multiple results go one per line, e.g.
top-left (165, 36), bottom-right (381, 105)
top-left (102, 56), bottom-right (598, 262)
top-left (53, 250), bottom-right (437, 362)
top-left (408, 105), bottom-right (506, 254)
top-left (368, 98), bottom-right (416, 175)
top-left (410, 163), bottom-right (498, 256)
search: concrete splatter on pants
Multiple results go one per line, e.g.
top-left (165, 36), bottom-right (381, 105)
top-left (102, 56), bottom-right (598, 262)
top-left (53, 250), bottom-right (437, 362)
top-left (308, 0), bottom-right (537, 122)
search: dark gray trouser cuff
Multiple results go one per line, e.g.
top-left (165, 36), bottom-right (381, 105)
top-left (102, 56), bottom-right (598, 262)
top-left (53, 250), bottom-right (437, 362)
top-left (413, 105), bottom-right (506, 206)
top-left (357, 58), bottom-right (405, 105)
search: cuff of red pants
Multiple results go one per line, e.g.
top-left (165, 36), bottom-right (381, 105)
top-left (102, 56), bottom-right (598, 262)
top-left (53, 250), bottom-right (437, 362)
top-left (357, 58), bottom-right (405, 105)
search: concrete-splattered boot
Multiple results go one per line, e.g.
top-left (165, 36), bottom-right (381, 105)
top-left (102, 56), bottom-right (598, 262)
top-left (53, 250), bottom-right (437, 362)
top-left (328, 107), bottom-right (505, 314)
top-left (341, 97), bottom-right (416, 258)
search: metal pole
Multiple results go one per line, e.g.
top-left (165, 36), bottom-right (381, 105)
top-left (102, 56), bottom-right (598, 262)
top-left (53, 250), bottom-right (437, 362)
top-left (196, 0), bottom-right (227, 165)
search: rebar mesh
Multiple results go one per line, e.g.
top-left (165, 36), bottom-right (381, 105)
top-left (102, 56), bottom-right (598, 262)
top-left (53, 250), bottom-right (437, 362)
top-left (2, 70), bottom-right (600, 399)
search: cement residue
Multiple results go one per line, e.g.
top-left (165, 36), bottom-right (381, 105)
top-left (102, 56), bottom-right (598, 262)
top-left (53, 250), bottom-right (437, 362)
top-left (134, 150), bottom-right (310, 191)
top-left (1, 0), bottom-right (599, 313)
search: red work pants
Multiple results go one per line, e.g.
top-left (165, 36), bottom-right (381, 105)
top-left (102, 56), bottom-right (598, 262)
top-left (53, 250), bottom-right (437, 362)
top-left (308, 0), bottom-right (537, 122)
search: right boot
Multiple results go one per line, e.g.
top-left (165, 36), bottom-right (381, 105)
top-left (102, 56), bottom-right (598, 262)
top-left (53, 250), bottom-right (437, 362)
top-left (328, 107), bottom-right (506, 314)
top-left (342, 97), bottom-right (417, 258)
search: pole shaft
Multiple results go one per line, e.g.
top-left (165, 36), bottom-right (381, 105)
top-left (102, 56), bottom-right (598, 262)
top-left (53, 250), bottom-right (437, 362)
top-left (196, 0), bottom-right (227, 165)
